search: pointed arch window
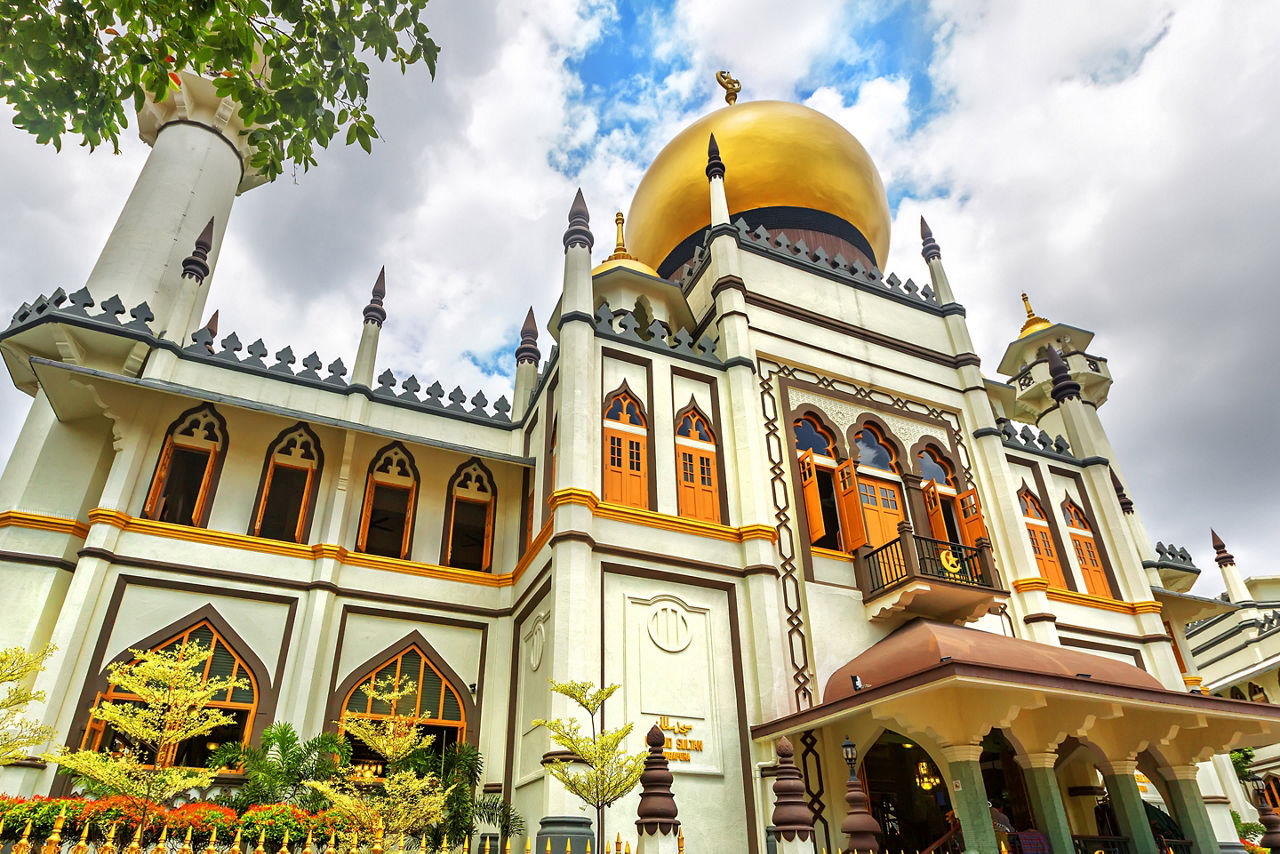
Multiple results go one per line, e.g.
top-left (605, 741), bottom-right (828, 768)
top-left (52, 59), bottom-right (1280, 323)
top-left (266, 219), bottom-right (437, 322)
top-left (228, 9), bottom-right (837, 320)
top-left (919, 447), bottom-right (989, 547)
top-left (251, 423), bottom-right (323, 543)
top-left (1020, 488), bottom-right (1067, 587)
top-left (82, 621), bottom-right (257, 768)
top-left (602, 389), bottom-right (648, 509)
top-left (444, 459), bottom-right (496, 572)
top-left (341, 645), bottom-right (466, 776)
top-left (143, 404), bottom-right (227, 527)
top-left (1063, 499), bottom-right (1111, 597)
top-left (852, 424), bottom-right (907, 549)
top-left (675, 407), bottom-right (720, 524)
top-left (357, 442), bottom-right (419, 559)
top-left (793, 415), bottom-right (867, 554)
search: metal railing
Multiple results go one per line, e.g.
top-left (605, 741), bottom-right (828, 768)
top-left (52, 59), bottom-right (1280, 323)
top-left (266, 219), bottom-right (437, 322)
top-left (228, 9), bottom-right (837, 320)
top-left (1071, 836), bottom-right (1131, 854)
top-left (861, 525), bottom-right (998, 599)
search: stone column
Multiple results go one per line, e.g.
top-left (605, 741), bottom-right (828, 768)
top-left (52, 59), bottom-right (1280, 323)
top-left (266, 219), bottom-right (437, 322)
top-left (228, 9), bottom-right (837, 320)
top-left (635, 725), bottom-right (679, 854)
top-left (770, 737), bottom-right (817, 854)
top-left (1159, 766), bottom-right (1218, 854)
top-left (1015, 753), bottom-right (1074, 854)
top-left (1099, 760), bottom-right (1158, 854)
top-left (942, 745), bottom-right (998, 854)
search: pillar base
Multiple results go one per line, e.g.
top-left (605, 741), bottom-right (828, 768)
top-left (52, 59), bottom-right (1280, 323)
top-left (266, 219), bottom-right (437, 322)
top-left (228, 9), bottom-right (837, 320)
top-left (535, 816), bottom-right (594, 854)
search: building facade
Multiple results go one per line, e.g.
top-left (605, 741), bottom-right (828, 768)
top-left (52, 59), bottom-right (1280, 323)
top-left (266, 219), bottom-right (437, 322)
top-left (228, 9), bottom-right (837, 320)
top-left (1, 77), bottom-right (1278, 854)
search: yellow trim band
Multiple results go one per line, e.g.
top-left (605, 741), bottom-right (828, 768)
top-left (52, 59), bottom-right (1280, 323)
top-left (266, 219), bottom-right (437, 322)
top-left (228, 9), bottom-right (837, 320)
top-left (811, 546), bottom-right (854, 563)
top-left (1012, 577), bottom-right (1161, 615)
top-left (548, 488), bottom-right (778, 544)
top-left (0, 510), bottom-right (91, 539)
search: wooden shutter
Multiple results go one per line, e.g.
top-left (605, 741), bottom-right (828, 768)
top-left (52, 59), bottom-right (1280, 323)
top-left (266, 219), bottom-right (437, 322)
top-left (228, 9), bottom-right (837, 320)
top-left (677, 450), bottom-right (697, 517)
top-left (695, 450), bottom-right (718, 523)
top-left (798, 450), bottom-right (825, 543)
top-left (921, 480), bottom-right (947, 541)
top-left (1029, 527), bottom-right (1067, 587)
top-left (603, 430), bottom-right (624, 503)
top-left (833, 460), bottom-right (867, 552)
top-left (1072, 533), bottom-right (1111, 597)
top-left (625, 437), bottom-right (647, 508)
top-left (957, 489), bottom-right (988, 545)
top-left (143, 438), bottom-right (176, 519)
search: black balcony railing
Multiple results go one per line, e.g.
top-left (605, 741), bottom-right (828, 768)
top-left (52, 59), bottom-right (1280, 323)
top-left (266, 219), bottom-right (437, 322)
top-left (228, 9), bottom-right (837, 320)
top-left (1072, 836), bottom-right (1131, 854)
top-left (861, 526), bottom-right (997, 599)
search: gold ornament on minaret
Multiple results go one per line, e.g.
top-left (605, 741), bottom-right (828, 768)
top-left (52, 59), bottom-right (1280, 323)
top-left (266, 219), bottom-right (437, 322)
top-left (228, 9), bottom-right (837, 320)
top-left (716, 71), bottom-right (741, 106)
top-left (1018, 292), bottom-right (1051, 338)
top-left (607, 212), bottom-right (636, 262)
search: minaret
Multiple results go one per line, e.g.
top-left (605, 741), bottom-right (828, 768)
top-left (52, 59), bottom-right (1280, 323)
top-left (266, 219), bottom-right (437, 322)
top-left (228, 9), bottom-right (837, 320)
top-left (919, 216), bottom-right (955, 304)
top-left (84, 71), bottom-right (264, 343)
top-left (706, 133), bottom-right (729, 225)
top-left (352, 267), bottom-right (386, 387)
top-left (512, 307), bottom-right (541, 420)
top-left (1212, 530), bottom-right (1253, 605)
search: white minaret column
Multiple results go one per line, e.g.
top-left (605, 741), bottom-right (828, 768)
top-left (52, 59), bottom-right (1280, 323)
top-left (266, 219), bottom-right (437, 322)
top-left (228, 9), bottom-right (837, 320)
top-left (352, 267), bottom-right (387, 387)
top-left (1212, 530), bottom-right (1256, 609)
top-left (85, 72), bottom-right (263, 338)
top-left (511, 307), bottom-right (541, 420)
top-left (920, 216), bottom-right (956, 305)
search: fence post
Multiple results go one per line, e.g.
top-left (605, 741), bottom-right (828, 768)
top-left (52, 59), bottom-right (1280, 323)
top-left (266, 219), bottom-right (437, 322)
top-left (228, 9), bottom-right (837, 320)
top-left (975, 537), bottom-right (999, 588)
top-left (896, 521), bottom-right (920, 580)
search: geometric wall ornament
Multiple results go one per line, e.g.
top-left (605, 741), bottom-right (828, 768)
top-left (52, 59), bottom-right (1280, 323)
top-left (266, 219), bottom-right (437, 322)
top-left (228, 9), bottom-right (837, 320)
top-left (525, 610), bottom-right (550, 672)
top-left (647, 603), bottom-right (692, 653)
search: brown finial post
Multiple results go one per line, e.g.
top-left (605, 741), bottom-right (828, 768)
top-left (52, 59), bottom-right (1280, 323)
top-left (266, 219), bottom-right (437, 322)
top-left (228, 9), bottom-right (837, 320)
top-left (771, 737), bottom-right (816, 854)
top-left (563, 189), bottom-right (594, 252)
top-left (706, 134), bottom-right (725, 181)
top-left (1046, 346), bottom-right (1081, 403)
top-left (920, 216), bottom-right (940, 261)
top-left (838, 736), bottom-right (880, 852)
top-left (1211, 529), bottom-right (1235, 567)
top-left (364, 266), bottom-right (387, 326)
top-left (516, 307), bottom-right (541, 366)
top-left (635, 724), bottom-right (680, 854)
top-left (181, 217), bottom-right (215, 283)
top-left (1110, 469), bottom-right (1134, 514)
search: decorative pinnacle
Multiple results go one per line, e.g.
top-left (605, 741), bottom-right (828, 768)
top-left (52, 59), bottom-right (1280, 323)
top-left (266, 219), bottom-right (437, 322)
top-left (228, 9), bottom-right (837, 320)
top-left (1018, 292), bottom-right (1051, 338)
top-left (181, 217), bottom-right (215, 283)
top-left (716, 70), bottom-right (740, 105)
top-left (1046, 345), bottom-right (1081, 403)
top-left (706, 133), bottom-right (725, 181)
top-left (563, 188), bottom-right (594, 252)
top-left (605, 212), bottom-right (637, 262)
top-left (515, 306), bottom-right (541, 366)
top-left (1110, 469), bottom-right (1134, 514)
top-left (204, 309), bottom-right (219, 338)
top-left (363, 266), bottom-right (387, 326)
top-left (1211, 529), bottom-right (1235, 567)
top-left (920, 216), bottom-right (941, 261)
top-left (635, 723), bottom-right (679, 836)
top-left (770, 737), bottom-right (814, 841)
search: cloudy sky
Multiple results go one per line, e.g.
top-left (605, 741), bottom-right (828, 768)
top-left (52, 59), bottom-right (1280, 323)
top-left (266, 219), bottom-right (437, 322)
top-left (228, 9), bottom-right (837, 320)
top-left (1, 0), bottom-right (1276, 595)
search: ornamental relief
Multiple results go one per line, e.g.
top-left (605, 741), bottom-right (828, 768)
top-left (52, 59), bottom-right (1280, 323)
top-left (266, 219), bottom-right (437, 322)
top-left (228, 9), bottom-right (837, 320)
top-left (786, 387), bottom-right (949, 455)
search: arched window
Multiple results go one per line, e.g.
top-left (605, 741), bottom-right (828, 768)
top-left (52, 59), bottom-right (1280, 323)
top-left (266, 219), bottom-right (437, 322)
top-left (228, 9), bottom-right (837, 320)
top-left (918, 447), bottom-right (988, 546)
top-left (852, 424), bottom-right (908, 549)
top-left (251, 423), bottom-right (323, 543)
top-left (357, 442), bottom-right (419, 559)
top-left (143, 404), bottom-right (227, 527)
top-left (1063, 500), bottom-right (1111, 597)
top-left (83, 621), bottom-right (257, 768)
top-left (443, 459), bottom-right (496, 572)
top-left (793, 414), bottom-right (872, 555)
top-left (1230, 686), bottom-right (1248, 701)
top-left (1249, 682), bottom-right (1271, 703)
top-left (341, 645), bottom-right (467, 777)
top-left (675, 406), bottom-right (720, 524)
top-left (1020, 488), bottom-right (1066, 587)
top-left (602, 388), bottom-right (648, 509)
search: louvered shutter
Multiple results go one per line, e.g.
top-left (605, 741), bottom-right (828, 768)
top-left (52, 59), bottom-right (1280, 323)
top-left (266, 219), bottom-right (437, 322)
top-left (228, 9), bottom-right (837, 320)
top-left (798, 450), bottom-right (825, 543)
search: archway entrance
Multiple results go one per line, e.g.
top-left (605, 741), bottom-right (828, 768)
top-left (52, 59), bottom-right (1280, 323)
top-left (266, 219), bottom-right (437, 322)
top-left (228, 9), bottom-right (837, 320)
top-left (978, 730), bottom-right (1033, 835)
top-left (863, 731), bottom-right (953, 851)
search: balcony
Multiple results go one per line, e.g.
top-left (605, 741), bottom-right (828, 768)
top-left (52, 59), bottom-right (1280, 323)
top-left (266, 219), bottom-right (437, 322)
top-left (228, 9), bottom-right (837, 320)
top-left (856, 521), bottom-right (1007, 624)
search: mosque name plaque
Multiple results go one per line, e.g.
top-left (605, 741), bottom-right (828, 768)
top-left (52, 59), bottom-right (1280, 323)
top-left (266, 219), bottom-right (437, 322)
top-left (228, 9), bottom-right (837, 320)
top-left (655, 715), bottom-right (704, 763)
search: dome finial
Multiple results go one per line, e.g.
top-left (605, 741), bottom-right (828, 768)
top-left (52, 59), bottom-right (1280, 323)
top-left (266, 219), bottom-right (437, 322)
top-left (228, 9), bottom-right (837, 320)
top-left (716, 70), bottom-right (741, 106)
top-left (1018, 292), bottom-right (1051, 338)
top-left (606, 212), bottom-right (637, 262)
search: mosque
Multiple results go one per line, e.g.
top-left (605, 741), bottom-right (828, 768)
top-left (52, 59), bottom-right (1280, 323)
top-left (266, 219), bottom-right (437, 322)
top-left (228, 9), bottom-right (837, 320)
top-left (2, 69), bottom-right (1278, 854)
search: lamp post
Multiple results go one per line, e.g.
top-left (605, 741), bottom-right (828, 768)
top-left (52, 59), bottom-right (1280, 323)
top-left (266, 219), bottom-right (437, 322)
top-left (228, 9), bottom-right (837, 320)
top-left (1250, 774), bottom-right (1280, 853)
top-left (840, 737), bottom-right (881, 853)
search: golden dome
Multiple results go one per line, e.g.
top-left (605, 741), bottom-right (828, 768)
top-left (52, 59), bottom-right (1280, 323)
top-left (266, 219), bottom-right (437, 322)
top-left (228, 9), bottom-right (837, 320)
top-left (1018, 292), bottom-right (1052, 338)
top-left (626, 100), bottom-right (891, 276)
top-left (593, 211), bottom-right (661, 278)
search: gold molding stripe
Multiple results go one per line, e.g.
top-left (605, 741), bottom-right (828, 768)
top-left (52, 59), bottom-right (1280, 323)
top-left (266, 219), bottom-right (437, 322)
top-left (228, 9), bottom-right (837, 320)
top-left (1011, 577), bottom-right (1161, 615)
top-left (0, 510), bottom-right (91, 539)
top-left (811, 546), bottom-right (854, 563)
top-left (548, 488), bottom-right (778, 544)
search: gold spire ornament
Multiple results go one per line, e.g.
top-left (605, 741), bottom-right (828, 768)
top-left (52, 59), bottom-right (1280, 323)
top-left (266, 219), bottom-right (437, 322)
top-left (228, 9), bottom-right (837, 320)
top-left (1018, 292), bottom-right (1051, 338)
top-left (607, 213), bottom-right (636, 262)
top-left (716, 70), bottom-right (740, 105)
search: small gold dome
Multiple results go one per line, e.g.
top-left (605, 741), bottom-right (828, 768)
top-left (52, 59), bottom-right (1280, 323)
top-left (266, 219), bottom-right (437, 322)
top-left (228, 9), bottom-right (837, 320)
top-left (626, 100), bottom-right (891, 276)
top-left (593, 211), bottom-right (661, 278)
top-left (1018, 292), bottom-right (1052, 338)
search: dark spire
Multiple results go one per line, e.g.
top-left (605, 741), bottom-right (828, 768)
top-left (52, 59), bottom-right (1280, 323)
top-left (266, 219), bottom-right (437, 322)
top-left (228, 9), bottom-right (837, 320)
top-left (635, 724), bottom-right (679, 836)
top-left (1046, 345), bottom-right (1081, 403)
top-left (1110, 469), bottom-right (1134, 514)
top-left (181, 217), bottom-right (215, 283)
top-left (515, 307), bottom-right (541, 366)
top-left (1211, 529), bottom-right (1235, 567)
top-left (770, 737), bottom-right (814, 842)
top-left (363, 267), bottom-right (387, 326)
top-left (201, 310), bottom-right (219, 352)
top-left (920, 216), bottom-right (941, 261)
top-left (563, 188), bottom-right (594, 252)
top-left (706, 133), bottom-right (725, 181)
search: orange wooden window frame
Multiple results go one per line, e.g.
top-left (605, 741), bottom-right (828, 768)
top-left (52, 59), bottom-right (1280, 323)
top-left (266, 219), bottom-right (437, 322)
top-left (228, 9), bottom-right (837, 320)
top-left (956, 489), bottom-right (988, 545)
top-left (1063, 500), bottom-right (1110, 597)
top-left (142, 436), bottom-right (219, 526)
top-left (251, 457), bottom-right (316, 543)
top-left (82, 621), bottom-right (258, 763)
top-left (921, 480), bottom-right (948, 541)
top-left (357, 451), bottom-right (418, 560)
top-left (1021, 490), bottom-right (1067, 586)
top-left (603, 392), bottom-right (648, 509)
top-left (859, 473), bottom-right (906, 549)
top-left (1163, 621), bottom-right (1188, 673)
top-left (833, 460), bottom-right (868, 552)
top-left (446, 493), bottom-right (495, 571)
top-left (340, 645), bottom-right (466, 738)
top-left (853, 424), bottom-right (899, 474)
top-left (798, 449), bottom-right (826, 543)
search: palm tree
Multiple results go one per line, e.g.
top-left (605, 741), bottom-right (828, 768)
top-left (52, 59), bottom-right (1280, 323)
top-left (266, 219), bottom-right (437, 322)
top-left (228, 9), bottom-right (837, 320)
top-left (208, 722), bottom-right (351, 813)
